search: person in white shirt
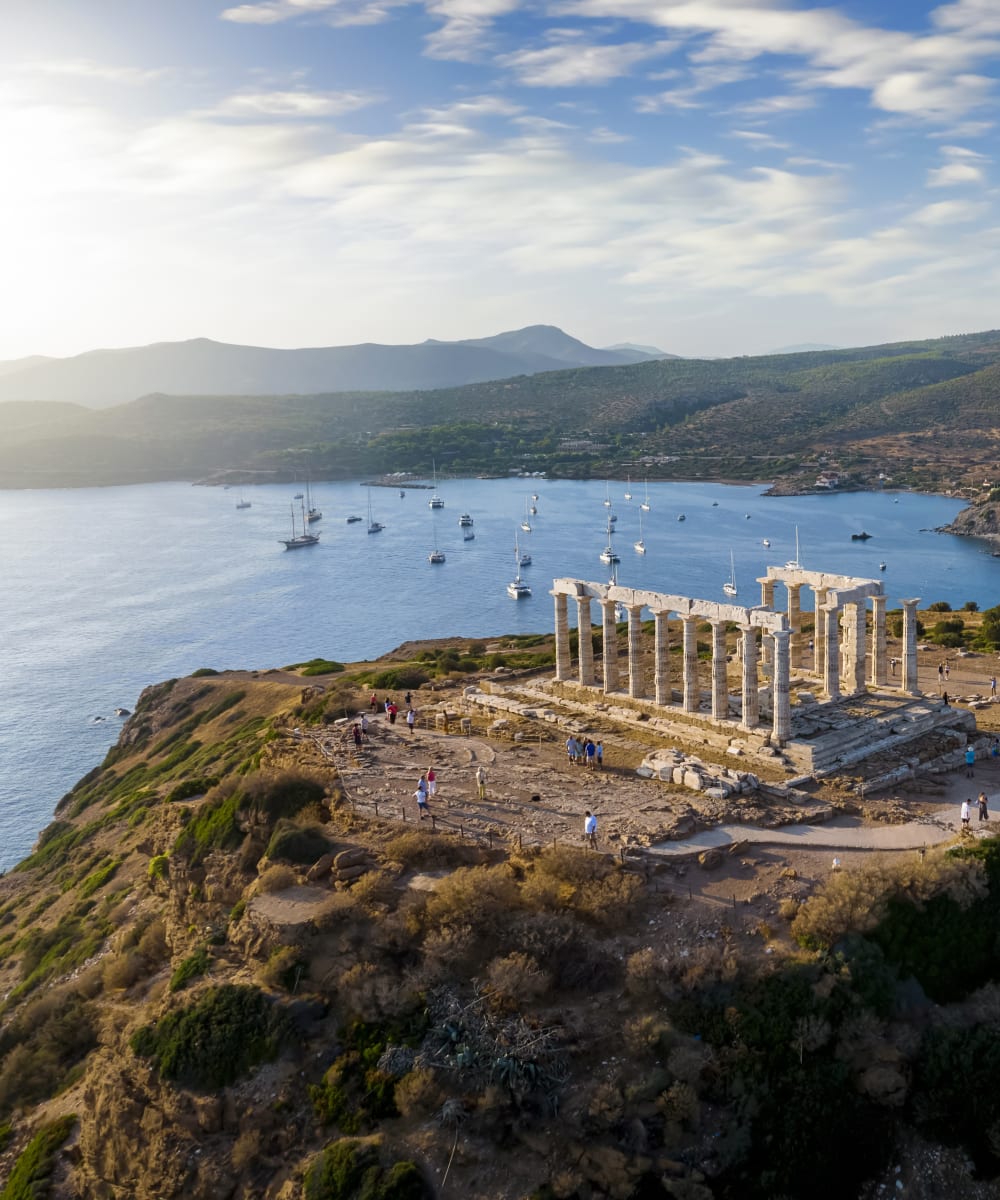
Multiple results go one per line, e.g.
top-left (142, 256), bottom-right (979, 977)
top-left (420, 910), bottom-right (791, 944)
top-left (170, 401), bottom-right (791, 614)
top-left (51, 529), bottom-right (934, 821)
top-left (584, 810), bottom-right (597, 849)
top-left (961, 799), bottom-right (971, 829)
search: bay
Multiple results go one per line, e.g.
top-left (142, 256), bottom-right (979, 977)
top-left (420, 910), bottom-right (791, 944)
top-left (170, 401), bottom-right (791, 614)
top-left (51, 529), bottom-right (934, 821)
top-left (0, 476), bottom-right (992, 872)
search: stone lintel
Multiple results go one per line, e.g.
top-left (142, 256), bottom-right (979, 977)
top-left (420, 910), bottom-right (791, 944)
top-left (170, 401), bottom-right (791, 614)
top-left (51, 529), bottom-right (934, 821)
top-left (765, 567), bottom-right (884, 596)
top-left (552, 579), bottom-right (787, 630)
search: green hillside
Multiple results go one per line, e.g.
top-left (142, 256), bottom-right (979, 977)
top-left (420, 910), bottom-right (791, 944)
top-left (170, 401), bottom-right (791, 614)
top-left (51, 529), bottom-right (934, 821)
top-left (2, 329), bottom-right (1000, 488)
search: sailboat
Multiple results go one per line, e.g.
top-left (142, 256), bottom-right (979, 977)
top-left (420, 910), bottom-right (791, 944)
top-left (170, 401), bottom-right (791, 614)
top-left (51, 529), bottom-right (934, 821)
top-left (723, 550), bottom-right (738, 597)
top-left (640, 481), bottom-right (651, 512)
top-left (507, 534), bottom-right (531, 599)
top-left (280, 499), bottom-right (320, 550)
top-left (785, 526), bottom-right (802, 569)
top-left (305, 477), bottom-right (321, 524)
top-left (428, 510), bottom-right (445, 563)
top-left (603, 483), bottom-right (612, 508)
top-left (624, 476), bottom-right (633, 501)
top-left (517, 538), bottom-right (532, 567)
top-left (520, 498), bottom-right (532, 533)
top-left (428, 460), bottom-right (444, 509)
top-left (235, 490), bottom-right (251, 510)
top-left (634, 512), bottom-right (646, 555)
top-left (366, 489), bottom-right (384, 535)
top-left (600, 516), bottom-right (620, 565)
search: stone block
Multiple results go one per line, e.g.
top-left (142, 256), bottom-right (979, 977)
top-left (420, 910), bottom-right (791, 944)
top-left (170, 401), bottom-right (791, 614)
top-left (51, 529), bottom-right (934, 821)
top-left (698, 848), bottom-right (724, 869)
top-left (672, 767), bottom-right (686, 785)
top-left (658, 766), bottom-right (674, 781)
top-left (334, 848), bottom-right (368, 870)
top-left (306, 853), bottom-right (336, 881)
top-left (704, 787), bottom-right (728, 801)
top-left (683, 771), bottom-right (704, 790)
top-left (635, 766), bottom-right (655, 779)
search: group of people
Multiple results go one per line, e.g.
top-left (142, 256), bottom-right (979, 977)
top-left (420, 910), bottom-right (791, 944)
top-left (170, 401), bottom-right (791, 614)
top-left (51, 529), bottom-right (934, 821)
top-left (366, 692), bottom-right (418, 732)
top-left (413, 767), bottom-right (438, 818)
top-left (960, 792), bottom-right (990, 828)
top-left (566, 735), bottom-right (603, 769)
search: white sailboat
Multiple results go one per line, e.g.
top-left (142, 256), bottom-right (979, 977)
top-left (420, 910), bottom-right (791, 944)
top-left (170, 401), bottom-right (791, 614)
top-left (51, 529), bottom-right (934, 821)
top-left (600, 516), bottom-right (620, 564)
top-left (367, 489), bottom-right (384, 535)
top-left (507, 534), bottom-right (531, 599)
top-left (428, 509), bottom-right (445, 563)
top-left (603, 482), bottom-right (612, 508)
top-left (634, 512), bottom-right (646, 555)
top-left (235, 489), bottom-right (251, 510)
top-left (640, 481), bottom-right (651, 512)
top-left (723, 550), bottom-right (738, 597)
top-left (624, 476), bottom-right (633, 501)
top-left (785, 526), bottom-right (802, 569)
top-left (520, 498), bottom-right (532, 533)
top-left (428, 459), bottom-right (444, 508)
top-left (280, 499), bottom-right (320, 550)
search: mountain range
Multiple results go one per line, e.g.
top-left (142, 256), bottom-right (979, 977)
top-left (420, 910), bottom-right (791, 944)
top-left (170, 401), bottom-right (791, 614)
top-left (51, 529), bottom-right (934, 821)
top-left (0, 326), bottom-right (673, 409)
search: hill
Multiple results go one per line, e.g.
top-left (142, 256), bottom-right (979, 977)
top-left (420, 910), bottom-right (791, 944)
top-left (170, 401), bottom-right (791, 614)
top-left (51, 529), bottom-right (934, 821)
top-left (0, 326), bottom-right (664, 410)
top-left (3, 327), bottom-right (1000, 493)
top-left (3, 644), bottom-right (1000, 1198)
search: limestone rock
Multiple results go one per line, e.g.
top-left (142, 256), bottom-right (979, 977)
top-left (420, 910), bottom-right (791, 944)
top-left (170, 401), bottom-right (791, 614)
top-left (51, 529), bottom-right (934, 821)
top-left (698, 848), bottom-right (724, 869)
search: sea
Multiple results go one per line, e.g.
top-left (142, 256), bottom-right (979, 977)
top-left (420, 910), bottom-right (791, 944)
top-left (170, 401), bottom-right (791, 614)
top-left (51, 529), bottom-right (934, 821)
top-left (1, 476), bottom-right (994, 872)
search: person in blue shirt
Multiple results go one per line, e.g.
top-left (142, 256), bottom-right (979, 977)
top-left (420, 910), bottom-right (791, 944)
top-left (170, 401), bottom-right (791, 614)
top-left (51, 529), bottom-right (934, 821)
top-left (966, 745), bottom-right (976, 778)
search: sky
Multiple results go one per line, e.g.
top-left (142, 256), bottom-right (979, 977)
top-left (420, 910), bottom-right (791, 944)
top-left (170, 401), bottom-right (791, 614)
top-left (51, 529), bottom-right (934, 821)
top-left (1, 0), bottom-right (999, 360)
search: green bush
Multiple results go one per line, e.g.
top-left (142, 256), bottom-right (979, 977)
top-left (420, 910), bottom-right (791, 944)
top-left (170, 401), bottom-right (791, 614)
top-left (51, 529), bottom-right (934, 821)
top-left (78, 857), bottom-right (121, 899)
top-left (0, 992), bottom-right (97, 1116)
top-left (304, 1139), bottom-right (432, 1200)
top-left (241, 771), bottom-right (327, 823)
top-left (298, 659), bottom-right (346, 677)
top-left (0, 1114), bottom-right (77, 1200)
top-left (172, 782), bottom-right (242, 864)
top-left (130, 985), bottom-right (286, 1089)
top-left (265, 820), bottom-right (332, 865)
top-left (147, 854), bottom-right (169, 881)
top-left (169, 946), bottom-right (211, 993)
top-left (927, 600), bottom-right (952, 612)
top-left (369, 668), bottom-right (430, 691)
top-left (190, 667), bottom-right (219, 677)
top-left (166, 777), bottom-right (220, 803)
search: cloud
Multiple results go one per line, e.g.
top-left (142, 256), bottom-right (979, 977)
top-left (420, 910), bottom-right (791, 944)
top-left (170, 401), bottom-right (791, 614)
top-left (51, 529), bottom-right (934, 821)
top-left (18, 59), bottom-right (168, 85)
top-left (499, 39), bottom-right (675, 87)
top-left (729, 93), bottom-right (815, 117)
top-left (220, 0), bottom-right (403, 25)
top-left (211, 89), bottom-right (380, 117)
top-left (926, 144), bottom-right (990, 186)
top-left (911, 199), bottom-right (988, 224)
top-left (422, 0), bottom-right (522, 59)
top-left (727, 129), bottom-right (791, 152)
top-left (933, 0), bottom-right (1000, 36)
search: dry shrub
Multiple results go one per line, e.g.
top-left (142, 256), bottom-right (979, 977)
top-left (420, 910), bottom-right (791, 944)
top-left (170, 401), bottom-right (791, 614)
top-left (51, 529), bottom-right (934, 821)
top-left (311, 891), bottom-right (361, 932)
top-left (349, 869), bottom-right (396, 910)
top-left (778, 898), bottom-right (800, 923)
top-left (587, 1080), bottom-right (625, 1129)
top-left (231, 1128), bottom-right (261, 1172)
top-left (394, 1067), bottom-right (445, 1119)
top-left (532, 844), bottom-right (612, 886)
top-left (422, 865), bottom-right (520, 942)
top-left (414, 925), bottom-right (479, 988)
top-left (108, 898), bottom-right (136, 928)
top-left (669, 940), bottom-right (739, 996)
top-left (258, 864), bottom-right (298, 894)
top-left (791, 850), bottom-right (985, 949)
top-left (623, 1014), bottom-right (673, 1059)
top-left (102, 949), bottom-right (145, 991)
top-left (573, 871), bottom-right (644, 927)
top-left (484, 952), bottom-right (552, 1011)
top-left (137, 917), bottom-right (169, 962)
top-left (337, 961), bottom-right (415, 1020)
top-left (260, 945), bottom-right (304, 991)
top-left (519, 872), bottom-right (574, 912)
top-left (625, 948), bottom-right (667, 1000)
top-left (383, 830), bottom-right (481, 870)
top-left (657, 1080), bottom-right (700, 1126)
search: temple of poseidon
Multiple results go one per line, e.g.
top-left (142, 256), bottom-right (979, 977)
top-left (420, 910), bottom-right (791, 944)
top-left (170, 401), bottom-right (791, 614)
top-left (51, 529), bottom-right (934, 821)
top-left (467, 563), bottom-right (978, 785)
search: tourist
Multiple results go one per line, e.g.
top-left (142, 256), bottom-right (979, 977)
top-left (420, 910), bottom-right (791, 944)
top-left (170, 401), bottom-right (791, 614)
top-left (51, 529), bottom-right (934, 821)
top-left (942, 692), bottom-right (949, 707)
top-left (384, 697), bottom-right (392, 714)
top-left (890, 657), bottom-right (897, 676)
top-left (596, 741), bottom-right (603, 769)
top-left (944, 662), bottom-right (950, 681)
top-left (360, 713), bottom-right (369, 738)
top-left (961, 798), bottom-right (971, 829)
top-left (991, 676), bottom-right (997, 698)
top-left (352, 723), bottom-right (362, 748)
top-left (475, 764), bottom-right (487, 800)
top-left (370, 693), bottom-right (378, 713)
top-left (427, 766), bottom-right (437, 799)
top-left (979, 792), bottom-right (990, 822)
top-left (966, 744), bottom-right (975, 777)
top-left (584, 810), bottom-right (598, 849)
top-left (415, 774), bottom-right (429, 820)
top-left (831, 857), bottom-right (842, 871)
top-left (406, 707), bottom-right (416, 734)
top-left (566, 735), bottom-right (578, 765)
top-left (938, 664), bottom-right (944, 686)
top-left (584, 738), bottom-right (596, 768)
top-left (992, 737), bottom-right (999, 758)
top-left (405, 691), bottom-right (412, 707)
top-left (388, 702), bottom-right (398, 725)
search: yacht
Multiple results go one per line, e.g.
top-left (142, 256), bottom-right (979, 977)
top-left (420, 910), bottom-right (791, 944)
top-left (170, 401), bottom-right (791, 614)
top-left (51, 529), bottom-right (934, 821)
top-left (603, 483), bottom-right (612, 508)
top-left (507, 535), bottom-right (531, 598)
top-left (280, 500), bottom-right (320, 550)
top-left (520, 498), bottom-right (532, 532)
top-left (677, 513), bottom-right (686, 522)
top-left (367, 490), bottom-right (384, 535)
top-left (785, 526), bottom-right (802, 569)
top-left (305, 478), bottom-right (321, 524)
top-left (624, 476), bottom-right (633, 501)
top-left (634, 511), bottom-right (646, 555)
top-left (723, 550), bottom-right (738, 597)
top-left (458, 513), bottom-right (474, 526)
top-left (640, 481), bottom-right (651, 512)
top-left (600, 517), bottom-right (620, 564)
top-left (428, 459), bottom-right (444, 508)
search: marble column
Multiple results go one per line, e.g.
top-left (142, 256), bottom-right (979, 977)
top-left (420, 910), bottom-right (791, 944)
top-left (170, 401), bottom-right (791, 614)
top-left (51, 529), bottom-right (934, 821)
top-left (813, 586), bottom-right (828, 680)
top-left (902, 598), bottom-right (921, 696)
top-left (711, 621), bottom-right (728, 720)
top-left (822, 606), bottom-right (841, 700)
top-left (772, 629), bottom-right (791, 744)
top-left (760, 580), bottom-right (776, 668)
top-left (740, 626), bottom-right (759, 730)
top-left (847, 601), bottom-right (867, 695)
top-left (576, 596), bottom-right (595, 686)
top-left (628, 605), bottom-right (645, 699)
top-left (654, 611), bottom-right (671, 706)
top-left (841, 604), bottom-right (857, 691)
top-left (553, 592), bottom-right (571, 681)
top-left (602, 600), bottom-right (620, 693)
top-left (682, 616), bottom-right (699, 713)
top-left (870, 595), bottom-right (888, 688)
top-left (787, 583), bottom-right (803, 669)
